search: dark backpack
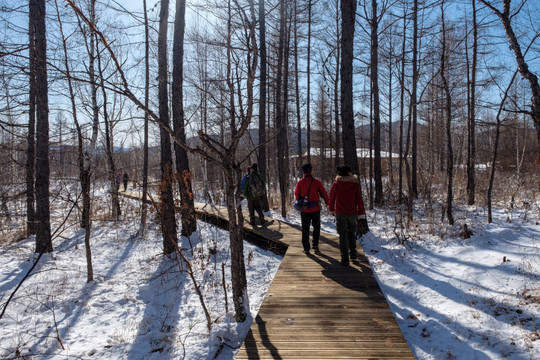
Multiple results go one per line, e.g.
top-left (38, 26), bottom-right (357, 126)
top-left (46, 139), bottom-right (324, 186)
top-left (248, 173), bottom-right (264, 198)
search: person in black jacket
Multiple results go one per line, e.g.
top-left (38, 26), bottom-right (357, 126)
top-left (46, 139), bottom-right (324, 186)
top-left (243, 164), bottom-right (266, 225)
top-left (122, 171), bottom-right (129, 191)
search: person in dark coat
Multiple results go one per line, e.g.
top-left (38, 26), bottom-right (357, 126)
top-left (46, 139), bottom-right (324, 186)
top-left (294, 163), bottom-right (329, 254)
top-left (329, 165), bottom-right (366, 266)
top-left (122, 171), bottom-right (129, 191)
top-left (243, 163), bottom-right (266, 225)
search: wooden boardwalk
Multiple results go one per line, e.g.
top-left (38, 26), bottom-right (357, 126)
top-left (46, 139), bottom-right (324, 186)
top-left (121, 192), bottom-right (413, 358)
top-left (193, 203), bottom-right (414, 359)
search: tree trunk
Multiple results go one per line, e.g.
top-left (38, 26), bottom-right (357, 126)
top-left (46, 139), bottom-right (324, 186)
top-left (56, 0), bottom-right (93, 281)
top-left (140, 0), bottom-right (150, 235)
top-left (371, 0), bottom-right (383, 206)
top-left (467, 0), bottom-right (477, 205)
top-left (258, 0), bottom-right (269, 211)
top-left (225, 165), bottom-right (248, 322)
top-left (27, 4), bottom-right (36, 236)
top-left (399, 8), bottom-right (406, 204)
top-left (411, 0), bottom-right (419, 197)
top-left (33, 0), bottom-right (52, 254)
top-left (158, 0), bottom-right (178, 255)
top-left (334, 3), bottom-right (340, 168)
top-left (440, 2), bottom-right (454, 225)
top-left (306, 0), bottom-right (312, 162)
top-left (173, 0), bottom-right (197, 237)
top-left (276, 0), bottom-right (288, 217)
top-left (294, 0), bottom-right (302, 163)
top-left (341, 0), bottom-right (359, 175)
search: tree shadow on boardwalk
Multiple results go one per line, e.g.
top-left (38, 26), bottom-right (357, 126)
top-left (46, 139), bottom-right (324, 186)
top-left (242, 314), bottom-right (282, 360)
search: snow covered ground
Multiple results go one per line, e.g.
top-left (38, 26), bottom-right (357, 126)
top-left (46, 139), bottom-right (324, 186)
top-left (1, 187), bottom-right (539, 359)
top-left (0, 193), bottom-right (282, 359)
top-left (359, 206), bottom-right (540, 359)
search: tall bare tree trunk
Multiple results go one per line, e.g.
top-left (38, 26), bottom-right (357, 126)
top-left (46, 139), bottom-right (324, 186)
top-left (140, 0), bottom-right (150, 234)
top-left (158, 0), bottom-right (178, 255)
top-left (56, 0), bottom-right (93, 281)
top-left (294, 0), bottom-right (302, 163)
top-left (334, 1), bottom-right (341, 168)
top-left (32, 0), bottom-right (52, 254)
top-left (276, 0), bottom-right (288, 217)
top-left (467, 0), bottom-right (478, 205)
top-left (81, 1), bottom-right (101, 282)
top-left (306, 0), bottom-right (312, 162)
top-left (371, 0), bottom-right (383, 206)
top-left (27, 4), bottom-right (37, 236)
top-left (411, 0), bottom-right (419, 197)
top-left (399, 9), bottom-right (406, 204)
top-left (440, 2), bottom-right (454, 225)
top-left (173, 0), bottom-right (197, 237)
top-left (259, 0), bottom-right (269, 212)
top-left (341, 0), bottom-right (359, 175)
top-left (387, 29), bottom-right (394, 189)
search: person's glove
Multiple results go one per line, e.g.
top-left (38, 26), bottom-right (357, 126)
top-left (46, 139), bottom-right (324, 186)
top-left (357, 218), bottom-right (369, 236)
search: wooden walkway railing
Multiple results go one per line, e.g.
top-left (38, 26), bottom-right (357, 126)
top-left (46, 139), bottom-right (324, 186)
top-left (122, 192), bottom-right (414, 359)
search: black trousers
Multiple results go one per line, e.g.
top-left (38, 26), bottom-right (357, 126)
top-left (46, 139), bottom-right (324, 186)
top-left (248, 198), bottom-right (264, 222)
top-left (300, 211), bottom-right (321, 251)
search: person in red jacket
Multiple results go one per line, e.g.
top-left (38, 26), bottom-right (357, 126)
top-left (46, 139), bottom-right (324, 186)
top-left (329, 165), bottom-right (366, 266)
top-left (294, 163), bottom-right (330, 254)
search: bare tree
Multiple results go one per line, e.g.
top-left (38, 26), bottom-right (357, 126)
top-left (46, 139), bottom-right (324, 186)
top-left (440, 0), bottom-right (454, 225)
top-left (306, 0), bottom-right (313, 162)
top-left (258, 0), bottom-right (269, 212)
top-left (172, 0), bottom-right (197, 237)
top-left (26, 1), bottom-right (36, 237)
top-left (55, 0), bottom-right (95, 281)
top-left (411, 0), bottom-right (419, 197)
top-left (369, 0), bottom-right (383, 206)
top-left (140, 0), bottom-right (150, 235)
top-left (276, 0), bottom-right (289, 217)
top-left (466, 0), bottom-right (478, 205)
top-left (341, 0), bottom-right (359, 175)
top-left (158, 0), bottom-right (178, 255)
top-left (32, 0), bottom-right (52, 254)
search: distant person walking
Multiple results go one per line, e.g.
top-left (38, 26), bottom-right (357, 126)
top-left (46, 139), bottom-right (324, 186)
top-left (329, 165), bottom-right (366, 266)
top-left (116, 171), bottom-right (122, 190)
top-left (294, 163), bottom-right (329, 254)
top-left (243, 163), bottom-right (266, 225)
top-left (123, 171), bottom-right (129, 191)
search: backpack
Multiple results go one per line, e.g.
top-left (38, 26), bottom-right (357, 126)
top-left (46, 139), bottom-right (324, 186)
top-left (247, 173), bottom-right (264, 199)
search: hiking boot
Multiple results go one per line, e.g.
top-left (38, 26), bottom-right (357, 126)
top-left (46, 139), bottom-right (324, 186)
top-left (313, 246), bottom-right (321, 254)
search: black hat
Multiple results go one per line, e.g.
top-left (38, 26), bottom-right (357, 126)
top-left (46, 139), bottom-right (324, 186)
top-left (251, 163), bottom-right (258, 171)
top-left (337, 165), bottom-right (352, 176)
top-left (302, 163), bottom-right (312, 174)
